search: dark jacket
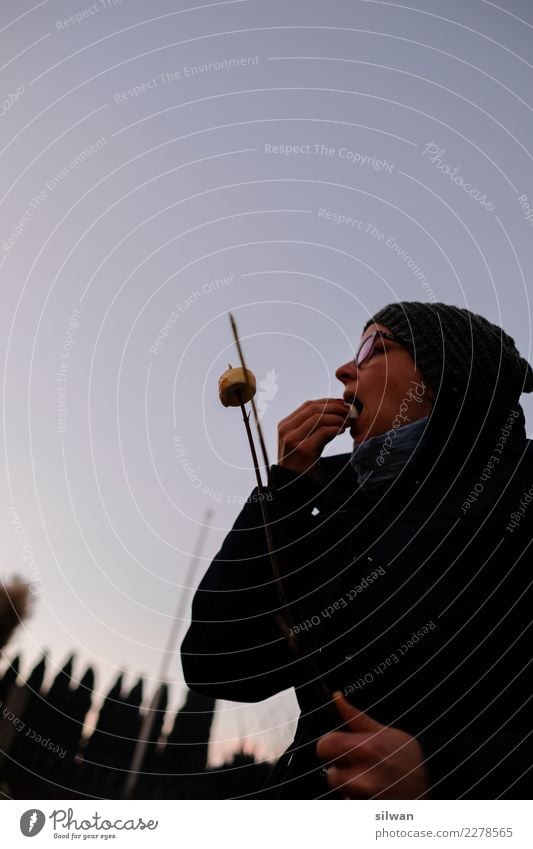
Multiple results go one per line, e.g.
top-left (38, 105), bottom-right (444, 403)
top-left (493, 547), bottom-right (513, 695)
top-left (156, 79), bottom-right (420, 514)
top-left (181, 401), bottom-right (533, 798)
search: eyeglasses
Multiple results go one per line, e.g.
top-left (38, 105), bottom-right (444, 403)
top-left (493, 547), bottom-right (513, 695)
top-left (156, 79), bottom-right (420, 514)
top-left (354, 331), bottom-right (406, 367)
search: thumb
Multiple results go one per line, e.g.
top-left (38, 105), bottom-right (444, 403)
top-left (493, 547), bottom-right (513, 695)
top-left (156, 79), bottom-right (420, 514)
top-left (332, 691), bottom-right (383, 733)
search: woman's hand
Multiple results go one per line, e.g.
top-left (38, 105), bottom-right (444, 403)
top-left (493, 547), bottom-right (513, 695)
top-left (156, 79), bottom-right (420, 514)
top-left (277, 398), bottom-right (351, 475)
top-left (316, 692), bottom-right (430, 799)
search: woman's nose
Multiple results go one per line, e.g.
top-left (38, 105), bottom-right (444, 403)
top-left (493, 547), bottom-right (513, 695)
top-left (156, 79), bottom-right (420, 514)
top-left (335, 359), bottom-right (357, 384)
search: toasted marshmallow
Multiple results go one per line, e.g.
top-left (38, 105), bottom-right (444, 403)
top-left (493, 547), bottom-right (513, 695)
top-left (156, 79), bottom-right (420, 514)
top-left (344, 396), bottom-right (363, 420)
top-left (218, 367), bottom-right (256, 407)
top-left (346, 403), bottom-right (359, 420)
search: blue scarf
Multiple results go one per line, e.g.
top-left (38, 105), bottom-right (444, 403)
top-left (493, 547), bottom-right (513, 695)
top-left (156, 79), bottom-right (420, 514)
top-left (350, 416), bottom-right (429, 499)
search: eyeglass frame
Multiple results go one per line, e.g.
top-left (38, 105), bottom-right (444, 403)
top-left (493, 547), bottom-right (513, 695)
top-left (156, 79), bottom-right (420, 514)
top-left (354, 330), bottom-right (409, 368)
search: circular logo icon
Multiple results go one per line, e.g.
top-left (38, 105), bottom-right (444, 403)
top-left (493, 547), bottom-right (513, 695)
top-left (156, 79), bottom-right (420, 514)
top-left (20, 810), bottom-right (46, 837)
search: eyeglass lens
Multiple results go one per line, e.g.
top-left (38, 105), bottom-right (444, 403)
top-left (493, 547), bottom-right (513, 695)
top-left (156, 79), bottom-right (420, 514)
top-left (356, 334), bottom-right (376, 366)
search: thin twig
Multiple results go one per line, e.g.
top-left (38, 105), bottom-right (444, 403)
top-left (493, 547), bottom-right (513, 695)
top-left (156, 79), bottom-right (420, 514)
top-left (228, 320), bottom-right (337, 721)
top-left (229, 312), bottom-right (271, 481)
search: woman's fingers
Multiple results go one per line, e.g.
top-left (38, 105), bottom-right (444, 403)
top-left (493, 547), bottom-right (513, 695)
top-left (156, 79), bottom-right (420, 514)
top-left (284, 413), bottom-right (350, 446)
top-left (316, 713), bottom-right (430, 799)
top-left (278, 398), bottom-right (349, 432)
top-left (278, 425), bottom-right (347, 473)
top-left (325, 766), bottom-right (375, 798)
top-left (278, 399), bottom-right (352, 472)
top-left (316, 731), bottom-right (372, 765)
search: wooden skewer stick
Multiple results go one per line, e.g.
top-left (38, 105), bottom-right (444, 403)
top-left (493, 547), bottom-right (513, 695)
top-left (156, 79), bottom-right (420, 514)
top-left (236, 389), bottom-right (336, 717)
top-left (236, 388), bottom-right (291, 620)
top-left (237, 388), bottom-right (264, 491)
top-left (229, 312), bottom-right (271, 481)
top-left (227, 316), bottom-right (337, 721)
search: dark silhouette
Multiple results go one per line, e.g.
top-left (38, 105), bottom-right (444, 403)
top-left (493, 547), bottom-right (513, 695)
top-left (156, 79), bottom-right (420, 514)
top-left (0, 653), bottom-right (270, 799)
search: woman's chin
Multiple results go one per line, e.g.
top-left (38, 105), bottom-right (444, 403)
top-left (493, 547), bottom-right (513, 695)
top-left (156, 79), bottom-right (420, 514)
top-left (350, 419), bottom-right (365, 442)
top-left (351, 416), bottom-right (383, 444)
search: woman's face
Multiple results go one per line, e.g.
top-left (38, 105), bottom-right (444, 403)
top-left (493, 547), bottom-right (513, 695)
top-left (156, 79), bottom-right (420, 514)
top-left (335, 322), bottom-right (435, 444)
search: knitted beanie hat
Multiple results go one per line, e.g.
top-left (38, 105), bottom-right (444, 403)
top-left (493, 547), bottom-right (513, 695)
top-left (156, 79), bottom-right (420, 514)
top-left (363, 301), bottom-right (533, 407)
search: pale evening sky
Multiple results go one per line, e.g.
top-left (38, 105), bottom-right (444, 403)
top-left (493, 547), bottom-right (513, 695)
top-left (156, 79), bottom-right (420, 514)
top-left (1, 0), bottom-right (532, 765)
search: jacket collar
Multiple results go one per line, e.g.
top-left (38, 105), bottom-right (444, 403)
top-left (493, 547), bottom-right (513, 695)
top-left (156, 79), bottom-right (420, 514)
top-left (318, 401), bottom-right (529, 517)
top-left (349, 415), bottom-right (429, 500)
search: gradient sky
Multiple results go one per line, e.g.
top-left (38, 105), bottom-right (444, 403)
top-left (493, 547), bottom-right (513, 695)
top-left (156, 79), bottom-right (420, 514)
top-left (1, 0), bottom-right (532, 765)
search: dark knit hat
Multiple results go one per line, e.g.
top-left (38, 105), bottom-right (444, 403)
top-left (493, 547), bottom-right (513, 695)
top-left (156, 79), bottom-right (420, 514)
top-left (363, 301), bottom-right (533, 407)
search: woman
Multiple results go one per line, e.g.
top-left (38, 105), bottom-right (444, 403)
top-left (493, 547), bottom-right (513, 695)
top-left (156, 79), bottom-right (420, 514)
top-left (181, 301), bottom-right (533, 799)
